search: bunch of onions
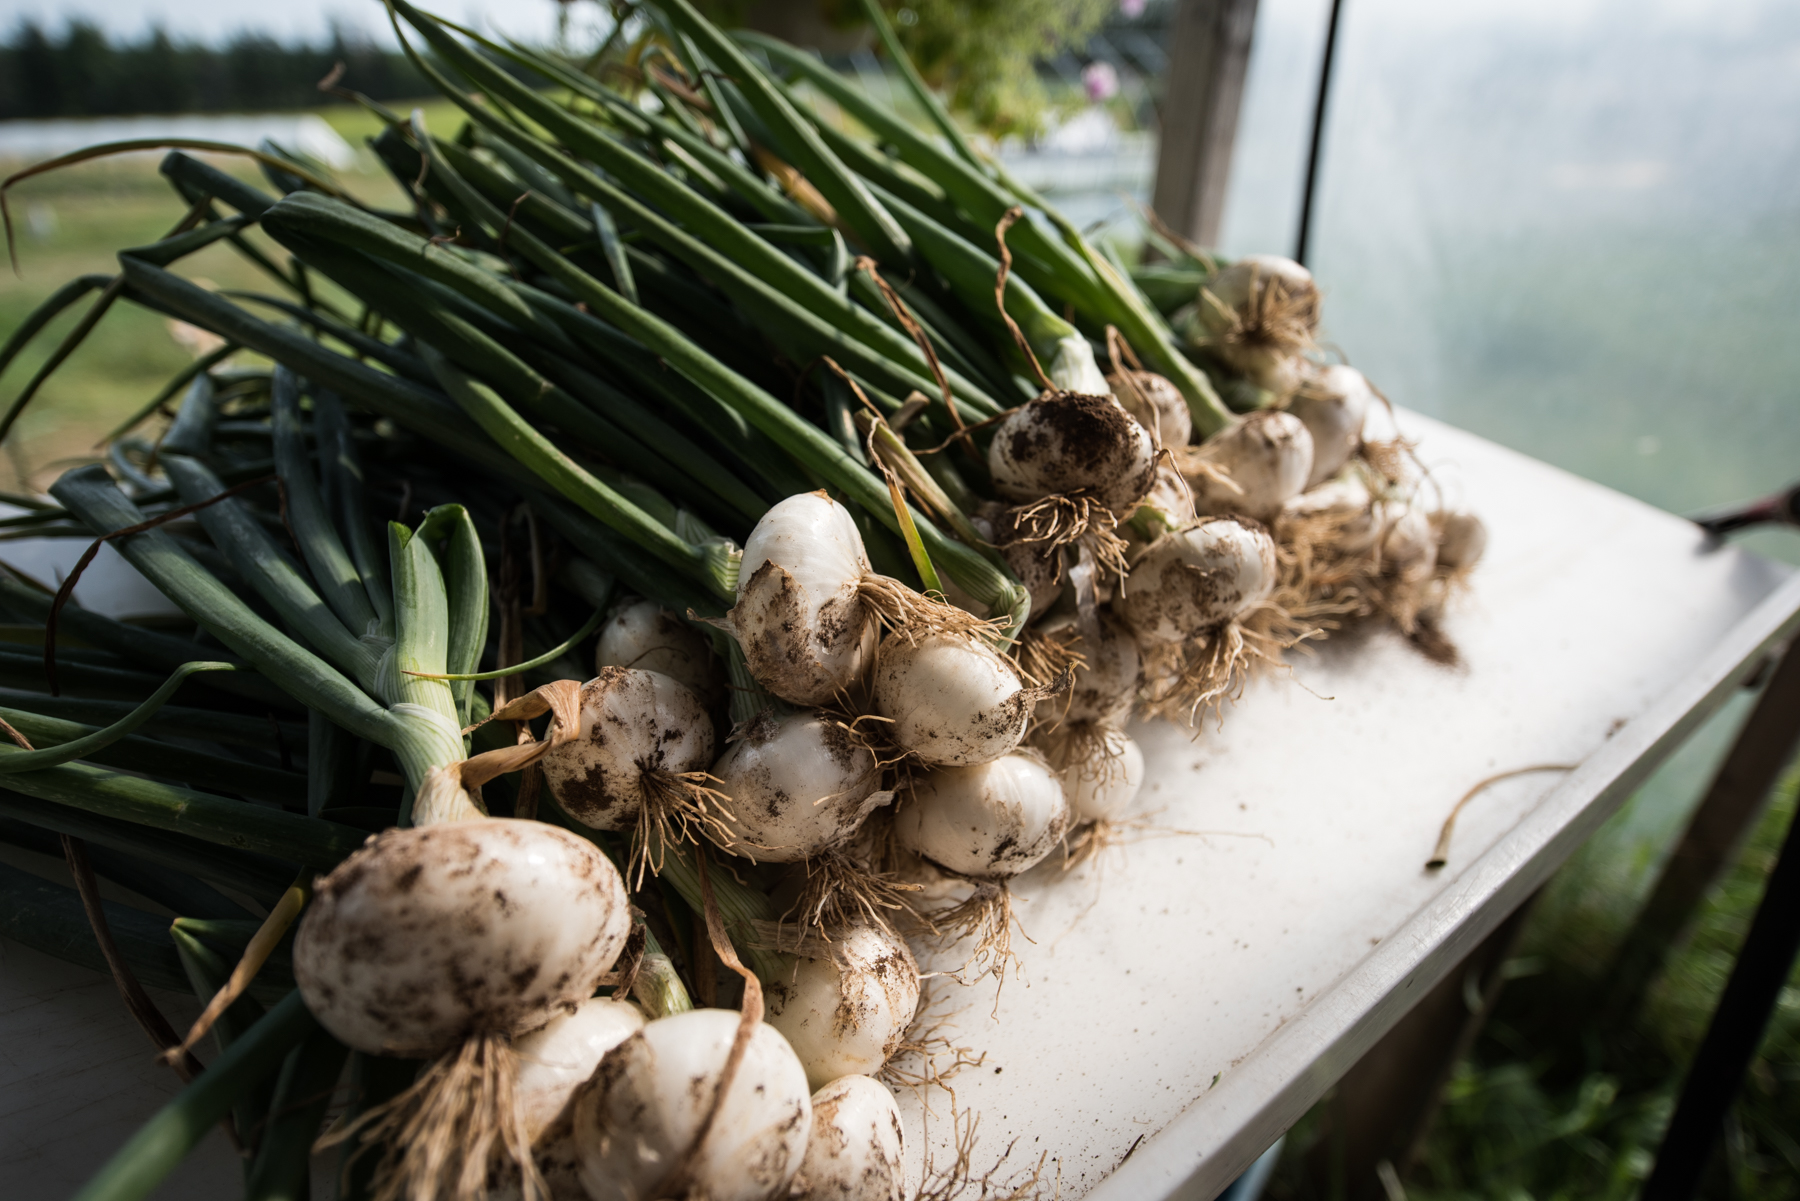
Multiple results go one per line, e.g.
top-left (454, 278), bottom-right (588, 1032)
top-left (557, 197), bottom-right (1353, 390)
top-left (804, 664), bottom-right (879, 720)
top-left (729, 491), bottom-right (994, 706)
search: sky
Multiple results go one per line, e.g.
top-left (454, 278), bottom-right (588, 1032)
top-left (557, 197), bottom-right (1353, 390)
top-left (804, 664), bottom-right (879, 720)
top-left (0, 0), bottom-right (572, 45)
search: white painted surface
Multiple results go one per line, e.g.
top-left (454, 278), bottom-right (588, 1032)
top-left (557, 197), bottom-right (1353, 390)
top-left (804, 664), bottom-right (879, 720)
top-left (892, 410), bottom-right (1798, 1197)
top-left (0, 411), bottom-right (1793, 1199)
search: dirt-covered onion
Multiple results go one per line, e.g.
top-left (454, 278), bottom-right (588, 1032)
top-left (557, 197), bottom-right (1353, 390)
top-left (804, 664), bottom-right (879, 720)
top-left (596, 600), bottom-right (721, 706)
top-left (1182, 411), bottom-right (1315, 523)
top-left (1108, 368), bottom-right (1193, 449)
top-left (295, 820), bottom-right (630, 1058)
top-left (1121, 518), bottom-right (1280, 643)
top-left (873, 633), bottom-right (1032, 766)
top-left (1186, 254), bottom-right (1320, 396)
top-left (796, 1075), bottom-right (905, 1201)
top-left (731, 491), bottom-right (879, 705)
top-left (538, 667), bottom-right (715, 835)
top-left (1031, 612), bottom-right (1139, 730)
top-left (513, 997), bottom-right (645, 1140)
top-left (766, 923), bottom-right (920, 1089)
top-left (1288, 364), bottom-right (1373, 488)
top-left (712, 711), bottom-right (890, 863)
top-left (986, 390), bottom-right (1157, 513)
top-left (572, 1008), bottom-right (811, 1201)
top-left (895, 751), bottom-right (1069, 879)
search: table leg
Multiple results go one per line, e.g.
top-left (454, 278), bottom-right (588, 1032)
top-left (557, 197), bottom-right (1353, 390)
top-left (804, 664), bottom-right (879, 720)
top-left (1592, 640), bottom-right (1800, 1030)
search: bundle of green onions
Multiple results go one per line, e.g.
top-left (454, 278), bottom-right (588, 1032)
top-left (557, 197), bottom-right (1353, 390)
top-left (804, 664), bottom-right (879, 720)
top-left (0, 0), bottom-right (1487, 1196)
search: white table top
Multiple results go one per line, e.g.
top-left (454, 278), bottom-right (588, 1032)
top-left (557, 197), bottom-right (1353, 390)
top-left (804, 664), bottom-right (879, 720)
top-left (2, 411), bottom-right (1796, 1200)
top-left (896, 411), bottom-right (1800, 1199)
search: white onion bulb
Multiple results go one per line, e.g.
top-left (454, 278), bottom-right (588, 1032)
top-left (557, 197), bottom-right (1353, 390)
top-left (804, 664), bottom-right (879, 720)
top-left (1108, 369), bottom-right (1193, 449)
top-left (1033, 612), bottom-right (1138, 729)
top-left (1191, 255), bottom-right (1320, 395)
top-left (986, 391), bottom-right (1158, 513)
top-left (539, 668), bottom-right (715, 831)
top-left (513, 997), bottom-right (645, 1141)
top-left (1433, 511), bottom-right (1488, 570)
top-left (895, 751), bottom-right (1069, 879)
top-left (796, 1075), bottom-right (905, 1201)
top-left (1183, 411), bottom-right (1315, 522)
top-left (294, 820), bottom-right (630, 1057)
top-left (767, 924), bottom-right (920, 1089)
top-left (1122, 518), bottom-right (1279, 643)
top-left (733, 492), bottom-right (879, 705)
top-left (1061, 728), bottom-right (1145, 823)
top-left (596, 601), bottom-right (720, 706)
top-left (1383, 505), bottom-right (1439, 580)
top-left (573, 1008), bottom-right (812, 1201)
top-left (873, 633), bottom-right (1031, 766)
top-left (1288, 364), bottom-right (1372, 489)
top-left (713, 712), bottom-right (889, 863)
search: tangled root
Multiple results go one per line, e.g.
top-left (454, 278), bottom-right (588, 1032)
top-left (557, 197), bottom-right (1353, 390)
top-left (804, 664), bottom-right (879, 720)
top-left (1197, 271), bottom-right (1319, 361)
top-left (631, 769), bottom-right (736, 889)
top-left (879, 979), bottom-right (986, 1099)
top-left (1137, 602), bottom-right (1319, 729)
top-left (922, 879), bottom-right (1022, 988)
top-left (997, 493), bottom-right (1131, 582)
top-left (858, 574), bottom-right (1011, 647)
top-left (321, 1031), bottom-right (541, 1201)
top-left (914, 1100), bottom-right (1052, 1201)
top-left (1027, 716), bottom-right (1117, 776)
top-left (1271, 501), bottom-right (1470, 660)
top-left (1012, 622), bottom-right (1087, 693)
top-left (760, 847), bottom-right (923, 947)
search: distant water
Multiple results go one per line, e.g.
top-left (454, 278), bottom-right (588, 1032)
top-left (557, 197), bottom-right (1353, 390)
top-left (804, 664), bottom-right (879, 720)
top-left (0, 113), bottom-right (355, 168)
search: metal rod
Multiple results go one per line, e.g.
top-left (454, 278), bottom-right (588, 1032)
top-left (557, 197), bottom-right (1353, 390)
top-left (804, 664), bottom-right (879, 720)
top-left (1295, 0), bottom-right (1347, 267)
top-left (1641, 794), bottom-right (1800, 1199)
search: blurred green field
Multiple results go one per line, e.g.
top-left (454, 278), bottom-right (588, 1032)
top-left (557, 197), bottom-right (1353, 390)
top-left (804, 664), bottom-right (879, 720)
top-left (0, 98), bottom-right (460, 493)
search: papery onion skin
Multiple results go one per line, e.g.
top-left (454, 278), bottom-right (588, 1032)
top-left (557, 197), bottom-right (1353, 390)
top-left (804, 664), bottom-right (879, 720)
top-left (795, 1075), bottom-right (906, 1201)
top-left (573, 1008), bottom-right (812, 1201)
top-left (894, 751), bottom-right (1069, 879)
top-left (539, 668), bottom-right (715, 831)
top-left (1433, 511), bottom-right (1488, 570)
top-left (766, 924), bottom-right (920, 1090)
top-left (873, 633), bottom-right (1032, 767)
top-left (294, 819), bottom-right (630, 1057)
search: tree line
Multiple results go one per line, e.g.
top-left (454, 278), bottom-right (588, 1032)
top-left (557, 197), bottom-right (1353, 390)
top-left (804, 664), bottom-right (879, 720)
top-left (0, 23), bottom-right (432, 120)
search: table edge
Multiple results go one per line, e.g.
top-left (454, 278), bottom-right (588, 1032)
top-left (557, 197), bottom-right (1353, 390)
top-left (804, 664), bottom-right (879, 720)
top-left (1087, 566), bottom-right (1800, 1201)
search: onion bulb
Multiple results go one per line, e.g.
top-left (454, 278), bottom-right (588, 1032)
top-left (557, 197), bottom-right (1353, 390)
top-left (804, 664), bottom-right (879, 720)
top-left (573, 1008), bottom-right (812, 1201)
top-left (1108, 368), bottom-right (1192, 449)
top-left (796, 1075), bottom-right (905, 1201)
top-left (596, 600), bottom-right (721, 706)
top-left (1383, 505), bottom-right (1438, 581)
top-left (873, 633), bottom-right (1032, 766)
top-left (732, 492), bottom-right (879, 705)
top-left (766, 923), bottom-right (920, 1089)
top-left (986, 391), bottom-right (1157, 513)
top-left (1432, 511), bottom-right (1488, 570)
top-left (539, 667), bottom-right (715, 835)
top-left (1122, 518), bottom-right (1278, 643)
top-left (895, 751), bottom-right (1069, 879)
top-left (1031, 612), bottom-right (1138, 730)
top-left (1187, 254), bottom-right (1320, 396)
top-left (1059, 727), bottom-right (1145, 823)
top-left (295, 820), bottom-right (630, 1058)
top-left (712, 711), bottom-right (890, 863)
top-left (1288, 364), bottom-right (1373, 488)
top-left (513, 997), bottom-right (645, 1141)
top-left (1182, 411), bottom-right (1314, 522)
